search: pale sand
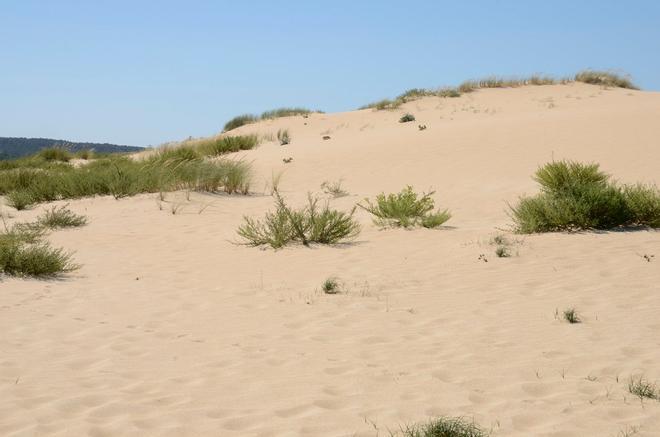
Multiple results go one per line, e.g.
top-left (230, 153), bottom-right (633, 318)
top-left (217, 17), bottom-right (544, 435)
top-left (1, 83), bottom-right (659, 436)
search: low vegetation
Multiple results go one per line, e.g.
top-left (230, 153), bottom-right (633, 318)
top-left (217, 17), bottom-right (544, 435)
top-left (510, 160), bottom-right (660, 233)
top-left (399, 113), bottom-right (416, 123)
top-left (36, 205), bottom-right (88, 229)
top-left (399, 417), bottom-right (488, 437)
top-left (359, 186), bottom-right (450, 229)
top-left (0, 223), bottom-right (78, 277)
top-left (563, 308), bottom-right (581, 324)
top-left (574, 70), bottom-right (638, 90)
top-left (322, 277), bottom-right (341, 294)
top-left (38, 147), bottom-right (73, 162)
top-left (0, 153), bottom-right (251, 209)
top-left (237, 193), bottom-right (360, 248)
top-left (277, 129), bottom-right (291, 145)
top-left (628, 376), bottom-right (659, 400)
top-left (223, 108), bottom-right (321, 132)
top-left (360, 70), bottom-right (637, 110)
top-left (321, 180), bottom-right (348, 198)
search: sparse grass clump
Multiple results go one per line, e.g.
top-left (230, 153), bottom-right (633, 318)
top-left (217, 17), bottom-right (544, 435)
top-left (36, 205), bottom-right (87, 229)
top-left (223, 114), bottom-right (259, 132)
top-left (360, 99), bottom-right (403, 111)
top-left (223, 108), bottom-right (321, 132)
top-left (510, 160), bottom-right (660, 233)
top-left (38, 147), bottom-right (73, 162)
top-left (0, 225), bottom-right (78, 277)
top-left (321, 180), bottom-right (348, 198)
top-left (277, 129), bottom-right (291, 145)
top-left (563, 308), bottom-right (581, 324)
top-left (400, 416), bottom-right (488, 437)
top-left (359, 186), bottom-right (450, 229)
top-left (399, 113), bottom-right (416, 123)
top-left (74, 150), bottom-right (94, 160)
top-left (261, 107), bottom-right (318, 119)
top-left (237, 193), bottom-right (360, 248)
top-left (628, 376), bottom-right (659, 400)
top-left (322, 277), bottom-right (341, 294)
top-left (575, 70), bottom-right (638, 90)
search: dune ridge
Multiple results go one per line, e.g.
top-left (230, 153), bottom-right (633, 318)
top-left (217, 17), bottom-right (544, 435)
top-left (1, 82), bottom-right (660, 436)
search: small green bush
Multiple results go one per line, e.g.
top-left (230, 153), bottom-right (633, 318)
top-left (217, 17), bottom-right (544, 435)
top-left (400, 416), bottom-right (488, 437)
top-left (74, 150), bottom-right (94, 160)
top-left (237, 193), bottom-right (360, 248)
top-left (511, 161), bottom-right (660, 233)
top-left (37, 205), bottom-right (88, 229)
top-left (0, 226), bottom-right (78, 277)
top-left (359, 186), bottom-right (450, 228)
top-left (399, 113), bottom-right (416, 123)
top-left (574, 70), bottom-right (638, 90)
top-left (38, 147), bottom-right (73, 162)
top-left (223, 114), bottom-right (259, 132)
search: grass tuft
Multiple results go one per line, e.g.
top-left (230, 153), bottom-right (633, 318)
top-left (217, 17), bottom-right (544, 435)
top-left (400, 416), bottom-right (488, 437)
top-left (223, 114), bottom-right (259, 132)
top-left (628, 376), bottom-right (659, 400)
top-left (277, 129), bottom-right (291, 145)
top-left (321, 180), bottom-right (348, 198)
top-left (237, 192), bottom-right (360, 248)
top-left (322, 277), bottom-right (341, 294)
top-left (359, 186), bottom-right (450, 229)
top-left (574, 70), bottom-right (638, 90)
top-left (563, 308), bottom-right (581, 324)
top-left (37, 205), bottom-right (88, 229)
top-left (399, 113), bottom-right (416, 123)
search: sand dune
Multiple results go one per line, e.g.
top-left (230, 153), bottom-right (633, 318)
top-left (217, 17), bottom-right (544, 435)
top-left (2, 83), bottom-right (660, 436)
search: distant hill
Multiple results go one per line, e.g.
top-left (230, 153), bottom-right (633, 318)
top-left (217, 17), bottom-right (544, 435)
top-left (0, 137), bottom-right (143, 159)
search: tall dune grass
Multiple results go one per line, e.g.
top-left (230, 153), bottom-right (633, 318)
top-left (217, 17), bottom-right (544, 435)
top-left (0, 154), bottom-right (251, 209)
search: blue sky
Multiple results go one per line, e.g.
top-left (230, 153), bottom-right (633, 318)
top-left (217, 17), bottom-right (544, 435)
top-left (2, 1), bottom-right (659, 146)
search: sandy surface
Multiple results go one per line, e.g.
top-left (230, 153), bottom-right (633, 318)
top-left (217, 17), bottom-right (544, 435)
top-left (2, 83), bottom-right (660, 436)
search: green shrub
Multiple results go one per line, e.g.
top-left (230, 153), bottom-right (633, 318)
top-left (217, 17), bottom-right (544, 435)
top-left (237, 193), bottom-right (360, 248)
top-left (511, 161), bottom-right (660, 233)
top-left (399, 113), bottom-right (416, 123)
top-left (38, 147), bottom-right (73, 162)
top-left (37, 205), bottom-right (88, 229)
top-left (0, 226), bottom-right (78, 277)
top-left (359, 186), bottom-right (450, 228)
top-left (400, 416), bottom-right (488, 437)
top-left (575, 70), bottom-right (638, 90)
top-left (154, 146), bottom-right (201, 164)
top-left (223, 114), bottom-right (259, 132)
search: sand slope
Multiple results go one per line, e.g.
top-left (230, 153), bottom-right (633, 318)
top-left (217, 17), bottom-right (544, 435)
top-left (1, 83), bottom-right (660, 436)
